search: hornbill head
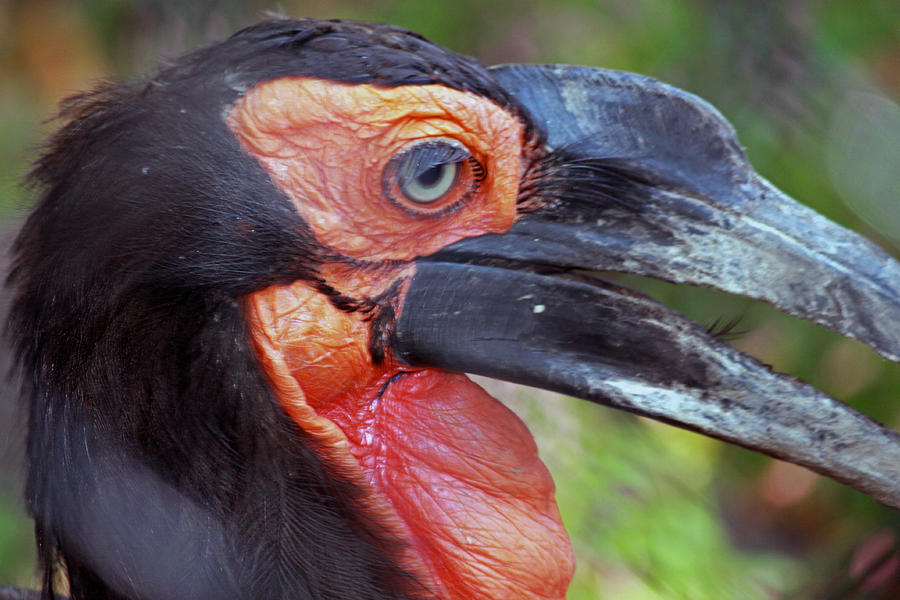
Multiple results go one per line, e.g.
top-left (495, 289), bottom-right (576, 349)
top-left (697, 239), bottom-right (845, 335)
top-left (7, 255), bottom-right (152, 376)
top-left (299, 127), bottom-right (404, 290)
top-left (6, 17), bottom-right (899, 600)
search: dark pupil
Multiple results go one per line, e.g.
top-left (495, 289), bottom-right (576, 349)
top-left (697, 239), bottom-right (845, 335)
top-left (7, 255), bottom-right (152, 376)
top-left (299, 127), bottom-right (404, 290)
top-left (416, 164), bottom-right (444, 187)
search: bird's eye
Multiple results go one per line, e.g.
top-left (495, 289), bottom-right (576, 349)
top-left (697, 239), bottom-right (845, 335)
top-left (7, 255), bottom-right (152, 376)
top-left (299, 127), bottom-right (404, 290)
top-left (384, 138), bottom-right (481, 213)
top-left (400, 161), bottom-right (459, 204)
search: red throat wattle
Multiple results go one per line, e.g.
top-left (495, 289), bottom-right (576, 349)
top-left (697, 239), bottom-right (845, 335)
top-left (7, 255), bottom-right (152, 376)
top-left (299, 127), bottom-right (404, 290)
top-left (246, 279), bottom-right (574, 598)
top-left (232, 77), bottom-right (575, 597)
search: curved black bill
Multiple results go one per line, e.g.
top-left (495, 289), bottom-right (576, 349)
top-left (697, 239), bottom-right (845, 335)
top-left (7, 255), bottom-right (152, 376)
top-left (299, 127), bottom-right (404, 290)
top-left (393, 65), bottom-right (900, 508)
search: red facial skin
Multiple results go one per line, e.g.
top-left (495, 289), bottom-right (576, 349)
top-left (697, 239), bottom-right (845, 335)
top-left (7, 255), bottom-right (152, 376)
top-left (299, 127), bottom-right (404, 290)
top-left (231, 77), bottom-right (574, 599)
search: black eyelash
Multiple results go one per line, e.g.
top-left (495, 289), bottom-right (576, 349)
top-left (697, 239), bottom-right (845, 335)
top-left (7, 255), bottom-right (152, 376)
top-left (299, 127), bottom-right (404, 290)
top-left (469, 158), bottom-right (485, 185)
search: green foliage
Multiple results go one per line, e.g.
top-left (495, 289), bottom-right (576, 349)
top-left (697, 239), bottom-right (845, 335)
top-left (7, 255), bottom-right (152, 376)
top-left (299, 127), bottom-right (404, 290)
top-left (0, 493), bottom-right (34, 587)
top-left (509, 393), bottom-right (802, 600)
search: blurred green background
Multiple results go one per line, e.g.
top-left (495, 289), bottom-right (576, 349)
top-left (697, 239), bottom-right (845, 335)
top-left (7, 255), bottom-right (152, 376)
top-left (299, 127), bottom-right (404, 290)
top-left (0, 0), bottom-right (898, 598)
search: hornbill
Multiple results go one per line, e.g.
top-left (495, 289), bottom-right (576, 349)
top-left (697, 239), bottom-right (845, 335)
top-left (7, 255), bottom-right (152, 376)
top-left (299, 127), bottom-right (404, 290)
top-left (4, 17), bottom-right (899, 600)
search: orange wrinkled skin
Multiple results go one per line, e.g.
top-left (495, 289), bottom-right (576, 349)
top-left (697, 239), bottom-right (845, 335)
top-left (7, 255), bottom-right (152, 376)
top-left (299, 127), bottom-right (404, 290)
top-left (248, 263), bottom-right (415, 410)
top-left (235, 77), bottom-right (574, 598)
top-left (227, 77), bottom-right (523, 261)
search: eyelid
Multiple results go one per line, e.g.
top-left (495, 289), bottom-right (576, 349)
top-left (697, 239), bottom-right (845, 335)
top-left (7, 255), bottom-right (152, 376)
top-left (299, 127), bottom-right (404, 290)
top-left (397, 138), bottom-right (471, 179)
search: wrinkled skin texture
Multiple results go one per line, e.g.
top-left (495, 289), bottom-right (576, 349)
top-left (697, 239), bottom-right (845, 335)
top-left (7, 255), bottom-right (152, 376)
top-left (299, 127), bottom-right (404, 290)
top-left (234, 78), bottom-right (573, 598)
top-left (227, 78), bottom-right (523, 260)
top-left (329, 371), bottom-right (573, 599)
